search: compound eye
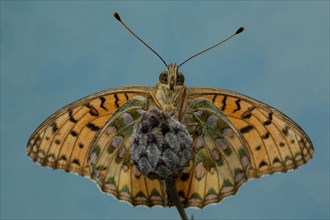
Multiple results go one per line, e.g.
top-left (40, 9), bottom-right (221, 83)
top-left (176, 72), bottom-right (185, 85)
top-left (159, 71), bottom-right (168, 84)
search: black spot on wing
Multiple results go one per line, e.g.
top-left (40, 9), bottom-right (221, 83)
top-left (259, 160), bottom-right (268, 168)
top-left (240, 125), bottom-right (254, 133)
top-left (87, 123), bottom-right (100, 132)
top-left (263, 112), bottom-right (273, 126)
top-left (72, 159), bottom-right (81, 166)
top-left (273, 157), bottom-right (281, 164)
top-left (241, 106), bottom-right (255, 119)
top-left (282, 126), bottom-right (289, 136)
top-left (180, 173), bottom-right (190, 182)
top-left (261, 132), bottom-right (270, 139)
top-left (99, 97), bottom-right (108, 111)
top-left (70, 130), bottom-right (78, 137)
top-left (59, 155), bottom-right (67, 161)
top-left (221, 95), bottom-right (227, 111)
top-left (114, 94), bottom-right (119, 108)
top-left (212, 95), bottom-right (217, 103)
top-left (233, 99), bottom-right (241, 113)
top-left (69, 109), bottom-right (77, 123)
top-left (124, 93), bottom-right (129, 101)
top-left (51, 122), bottom-right (58, 133)
top-left (86, 103), bottom-right (99, 116)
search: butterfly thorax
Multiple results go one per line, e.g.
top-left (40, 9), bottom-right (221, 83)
top-left (152, 64), bottom-right (186, 118)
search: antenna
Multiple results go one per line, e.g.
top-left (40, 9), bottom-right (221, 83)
top-left (113, 12), bottom-right (168, 67)
top-left (178, 27), bottom-right (245, 68)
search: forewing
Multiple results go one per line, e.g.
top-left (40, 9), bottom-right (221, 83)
top-left (176, 98), bottom-right (250, 208)
top-left (88, 97), bottom-right (166, 207)
top-left (188, 87), bottom-right (314, 178)
top-left (27, 86), bottom-right (152, 176)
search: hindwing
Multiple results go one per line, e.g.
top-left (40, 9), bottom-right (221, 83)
top-left (187, 87), bottom-right (314, 179)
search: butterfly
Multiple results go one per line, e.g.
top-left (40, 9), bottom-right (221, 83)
top-left (27, 12), bottom-right (313, 219)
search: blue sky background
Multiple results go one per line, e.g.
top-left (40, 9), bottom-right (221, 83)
top-left (1, 1), bottom-right (329, 219)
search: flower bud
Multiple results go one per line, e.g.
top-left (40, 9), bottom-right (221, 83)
top-left (132, 108), bottom-right (193, 179)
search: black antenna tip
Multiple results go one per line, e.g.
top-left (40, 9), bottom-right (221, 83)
top-left (235, 27), bottom-right (245, 35)
top-left (113, 12), bottom-right (121, 21)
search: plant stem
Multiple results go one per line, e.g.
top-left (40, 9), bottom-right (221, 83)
top-left (165, 178), bottom-right (189, 220)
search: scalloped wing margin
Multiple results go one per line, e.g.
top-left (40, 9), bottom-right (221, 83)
top-left (27, 86), bottom-right (152, 176)
top-left (187, 87), bottom-right (314, 179)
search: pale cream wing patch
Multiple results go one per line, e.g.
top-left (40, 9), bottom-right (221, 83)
top-left (188, 87), bottom-right (314, 179)
top-left (88, 97), bottom-right (166, 207)
top-left (175, 98), bottom-right (250, 208)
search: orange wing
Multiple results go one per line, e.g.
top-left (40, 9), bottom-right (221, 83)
top-left (27, 86), bottom-right (152, 176)
top-left (187, 87), bottom-right (314, 179)
top-left (176, 98), bottom-right (250, 208)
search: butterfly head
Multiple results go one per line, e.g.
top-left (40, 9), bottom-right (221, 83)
top-left (159, 64), bottom-right (185, 90)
